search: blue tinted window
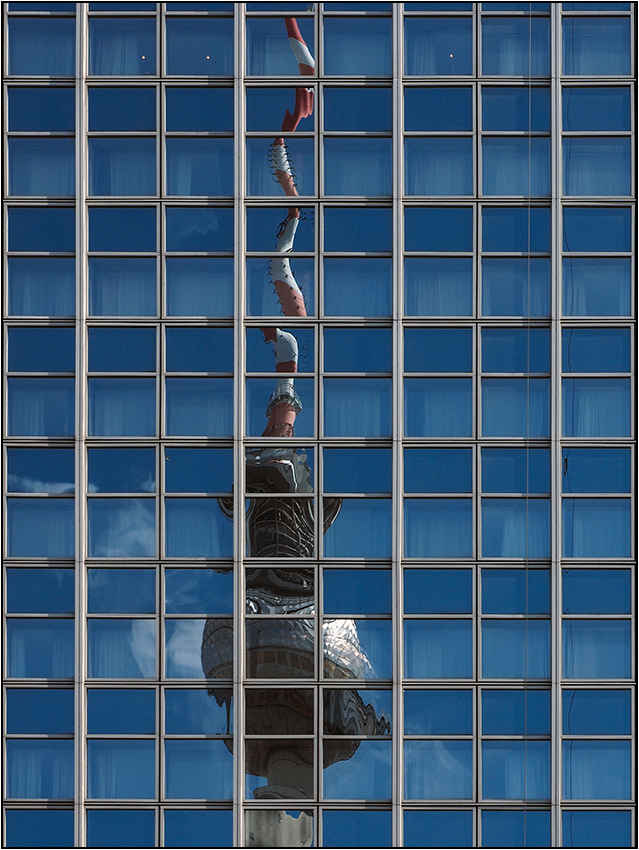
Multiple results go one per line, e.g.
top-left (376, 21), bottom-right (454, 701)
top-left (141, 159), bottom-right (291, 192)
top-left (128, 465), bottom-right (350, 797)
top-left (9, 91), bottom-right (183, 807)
top-left (404, 499), bottom-right (473, 557)
top-left (562, 498), bottom-right (631, 557)
top-left (7, 498), bottom-right (75, 556)
top-left (246, 87), bottom-right (314, 132)
top-left (563, 138), bottom-right (631, 196)
top-left (482, 207), bottom-right (551, 253)
top-left (167, 257), bottom-right (234, 317)
top-left (482, 810), bottom-right (551, 848)
top-left (562, 328), bottom-right (629, 373)
top-left (89, 327), bottom-right (155, 372)
top-left (404, 689), bottom-right (473, 734)
top-left (322, 738), bottom-right (391, 798)
top-left (562, 811), bottom-right (632, 849)
top-left (404, 448), bottom-right (472, 494)
top-left (406, 137), bottom-right (473, 196)
top-left (405, 378), bottom-right (473, 437)
top-left (88, 689), bottom-right (155, 734)
top-left (8, 448), bottom-right (74, 494)
top-left (9, 138), bottom-right (75, 197)
top-left (247, 17), bottom-right (314, 75)
top-left (482, 690), bottom-right (551, 735)
top-left (6, 688), bottom-right (74, 734)
top-left (563, 689), bottom-right (631, 735)
top-left (482, 569), bottom-right (550, 614)
top-left (166, 207), bottom-right (233, 252)
top-left (166, 87), bottom-right (233, 131)
top-left (482, 18), bottom-right (550, 75)
top-left (483, 328), bottom-right (550, 372)
top-left (165, 689), bottom-right (231, 735)
top-left (164, 811), bottom-right (233, 849)
top-left (405, 87), bottom-right (472, 131)
top-left (324, 257), bottom-right (392, 316)
top-left (8, 257), bottom-right (75, 317)
top-left (563, 379), bottom-right (630, 437)
top-left (482, 87), bottom-right (550, 131)
top-left (165, 498), bottom-right (233, 557)
top-left (323, 378), bottom-right (391, 437)
top-left (482, 378), bottom-right (550, 437)
top-left (324, 18), bottom-right (391, 75)
top-left (165, 448), bottom-right (232, 493)
top-left (165, 739), bottom-right (233, 799)
top-left (482, 257), bottom-right (551, 317)
top-left (405, 741), bottom-right (473, 799)
top-left (9, 207), bottom-right (74, 252)
top-left (563, 569), bottom-right (630, 615)
top-left (166, 18), bottom-right (233, 75)
top-left (8, 19), bottom-right (75, 76)
top-left (405, 620), bottom-right (473, 679)
top-left (482, 500), bottom-right (550, 559)
top-left (89, 257), bottom-right (156, 317)
top-left (91, 138), bottom-right (154, 202)
top-left (86, 810), bottom-right (155, 848)
top-left (8, 378), bottom-right (75, 437)
top-left (7, 619), bottom-right (75, 678)
top-left (325, 138), bottom-right (390, 196)
top-left (404, 811), bottom-right (472, 849)
top-left (482, 448), bottom-right (550, 493)
top-left (483, 137), bottom-right (550, 197)
top-left (165, 569), bottom-right (233, 615)
top-left (324, 499), bottom-right (392, 558)
top-left (324, 208), bottom-right (391, 252)
top-left (563, 620), bottom-right (631, 679)
top-left (404, 257), bottom-right (473, 317)
top-left (563, 86), bottom-right (630, 131)
top-left (563, 257), bottom-right (631, 317)
top-left (88, 499), bottom-right (156, 557)
top-left (563, 207), bottom-right (631, 252)
top-left (563, 18), bottom-right (630, 75)
top-left (404, 569), bottom-right (472, 614)
top-left (89, 19), bottom-right (156, 76)
top-left (324, 87), bottom-right (391, 131)
top-left (7, 569), bottom-right (74, 614)
top-left (323, 811), bottom-right (392, 849)
top-left (89, 87), bottom-right (155, 131)
top-left (167, 138), bottom-right (234, 197)
top-left (406, 207), bottom-right (473, 252)
top-left (324, 570), bottom-right (391, 614)
top-left (88, 448), bottom-right (155, 493)
top-left (9, 87), bottom-right (75, 131)
top-left (563, 740), bottom-right (631, 800)
top-left (88, 569), bottom-right (155, 613)
top-left (324, 328), bottom-right (391, 373)
top-left (89, 207), bottom-right (156, 252)
top-left (6, 740), bottom-right (74, 799)
top-left (405, 17), bottom-right (472, 75)
top-left (482, 741), bottom-right (551, 799)
top-left (482, 620), bottom-right (550, 679)
top-left (5, 810), bottom-right (74, 849)
top-left (166, 328), bottom-right (233, 372)
top-left (323, 448), bottom-right (392, 493)
top-left (562, 448), bottom-right (630, 494)
top-left (88, 619), bottom-right (156, 679)
top-left (166, 378), bottom-right (234, 437)
top-left (405, 328), bottom-right (472, 372)
top-left (9, 328), bottom-right (74, 373)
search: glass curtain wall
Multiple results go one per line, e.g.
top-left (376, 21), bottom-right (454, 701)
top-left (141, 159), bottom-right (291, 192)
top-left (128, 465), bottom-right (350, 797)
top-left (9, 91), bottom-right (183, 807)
top-left (3, 3), bottom-right (635, 848)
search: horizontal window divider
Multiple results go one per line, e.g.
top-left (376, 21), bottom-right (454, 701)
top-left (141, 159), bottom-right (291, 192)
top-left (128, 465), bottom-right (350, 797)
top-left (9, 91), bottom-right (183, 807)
top-left (5, 613), bottom-right (75, 619)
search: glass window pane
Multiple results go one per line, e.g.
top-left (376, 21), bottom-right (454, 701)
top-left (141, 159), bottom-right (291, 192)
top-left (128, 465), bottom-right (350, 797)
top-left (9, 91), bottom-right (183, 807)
top-left (563, 138), bottom-right (631, 196)
top-left (562, 811), bottom-right (632, 849)
top-left (8, 19), bottom-right (75, 76)
top-left (166, 87), bottom-right (233, 131)
top-left (563, 448), bottom-right (631, 495)
top-left (404, 689), bottom-right (473, 734)
top-left (8, 257), bottom-right (75, 317)
top-left (165, 740), bottom-right (233, 799)
top-left (324, 87), bottom-right (391, 131)
top-left (323, 688), bottom-right (391, 735)
top-left (89, 18), bottom-right (156, 75)
top-left (88, 619), bottom-right (156, 678)
top-left (89, 258), bottom-right (156, 317)
top-left (404, 378), bottom-right (473, 437)
top-left (404, 448), bottom-right (472, 494)
top-left (483, 138), bottom-right (550, 197)
top-left (482, 741), bottom-right (551, 800)
top-left (563, 257), bottom-right (631, 317)
top-left (247, 17), bottom-right (314, 76)
top-left (322, 811), bottom-right (391, 849)
top-left (563, 741), bottom-right (631, 800)
top-left (481, 620), bottom-right (550, 679)
top-left (562, 328), bottom-right (630, 373)
top-left (5, 810), bottom-right (74, 849)
top-left (404, 811), bottom-right (473, 849)
top-left (482, 257), bottom-right (551, 317)
top-left (88, 499), bottom-right (155, 558)
top-left (324, 570), bottom-right (391, 614)
top-left (482, 86), bottom-right (550, 131)
top-left (88, 378), bottom-right (156, 436)
top-left (166, 258), bottom-right (234, 317)
top-left (9, 327), bottom-right (75, 373)
top-left (405, 86), bottom-right (472, 131)
top-left (323, 257), bottom-right (391, 317)
top-left (88, 448), bottom-right (155, 493)
top-left (6, 740), bottom-right (74, 799)
top-left (563, 18), bottom-right (631, 75)
top-left (405, 328), bottom-right (472, 372)
top-left (166, 207), bottom-right (233, 252)
top-left (89, 207), bottom-right (156, 252)
top-left (405, 138), bottom-right (473, 196)
top-left (482, 569), bottom-right (550, 614)
top-left (86, 810), bottom-right (155, 849)
top-left (6, 688), bottom-right (74, 734)
top-left (324, 328), bottom-right (390, 373)
top-left (164, 811), bottom-right (233, 849)
top-left (562, 569), bottom-right (630, 614)
top-left (7, 448), bottom-right (74, 494)
top-left (165, 688), bottom-right (231, 735)
top-left (89, 138), bottom-right (155, 196)
top-left (324, 207), bottom-right (391, 252)
top-left (562, 498), bottom-right (631, 558)
top-left (563, 206), bottom-right (631, 252)
top-left (89, 328), bottom-right (155, 372)
top-left (166, 18), bottom-right (233, 75)
top-left (482, 207), bottom-right (551, 253)
top-left (482, 690), bottom-right (550, 735)
top-left (166, 378), bottom-right (233, 436)
top-left (9, 138), bottom-right (74, 197)
top-left (482, 499), bottom-right (550, 558)
top-left (563, 86), bottom-right (631, 131)
top-left (165, 567), bottom-right (233, 615)
top-left (88, 689), bottom-right (155, 734)
top-left (324, 619), bottom-right (392, 679)
top-left (405, 17), bottom-right (473, 75)
top-left (404, 620), bottom-right (473, 679)
top-left (483, 448), bottom-right (550, 494)
top-left (8, 377), bottom-right (75, 436)
top-left (404, 569), bottom-right (472, 614)
top-left (88, 569), bottom-right (155, 613)
top-left (9, 207), bottom-right (74, 253)
top-left (88, 740), bottom-right (155, 799)
top-left (165, 498), bottom-right (233, 558)
top-left (247, 255), bottom-right (314, 317)
top-left (404, 499), bottom-right (473, 557)
top-left (482, 378), bottom-right (550, 437)
top-left (7, 568), bottom-right (74, 614)
top-left (563, 379), bottom-right (630, 437)
top-left (323, 378), bottom-right (391, 437)
top-left (562, 689), bottom-right (631, 735)
top-left (406, 207), bottom-right (473, 252)
top-left (89, 86), bottom-right (155, 131)
top-left (405, 741), bottom-right (473, 799)
top-left (323, 740), bottom-right (391, 799)
top-left (7, 620), bottom-right (74, 678)
top-left (563, 620), bottom-right (631, 679)
top-left (405, 257), bottom-right (473, 317)
top-left (325, 138), bottom-right (391, 196)
top-left (324, 18), bottom-right (391, 75)
top-left (166, 328), bottom-right (233, 372)
top-left (482, 18), bottom-right (550, 75)
top-left (246, 86), bottom-right (314, 132)
top-left (169, 618), bottom-right (230, 679)
top-left (7, 499), bottom-right (75, 557)
top-left (166, 138), bottom-right (233, 197)
top-left (482, 810), bottom-right (551, 848)
top-left (164, 448), bottom-right (232, 493)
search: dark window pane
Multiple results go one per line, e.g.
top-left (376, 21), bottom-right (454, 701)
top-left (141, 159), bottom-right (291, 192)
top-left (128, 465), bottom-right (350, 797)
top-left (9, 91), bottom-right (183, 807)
top-left (482, 448), bottom-right (550, 493)
top-left (405, 17), bottom-right (473, 75)
top-left (324, 87), bottom-right (391, 131)
top-left (165, 739), bottom-right (233, 799)
top-left (6, 688), bottom-right (74, 734)
top-left (89, 18), bottom-right (156, 76)
top-left (165, 448), bottom-right (232, 493)
top-left (5, 810), bottom-right (74, 849)
top-left (405, 207), bottom-right (473, 252)
top-left (89, 86), bottom-right (155, 130)
top-left (7, 448), bottom-right (74, 494)
top-left (563, 86), bottom-right (630, 131)
top-left (562, 569), bottom-right (630, 615)
top-left (323, 448), bottom-right (391, 493)
top-left (404, 689), bottom-right (473, 734)
top-left (246, 687), bottom-right (314, 735)
top-left (247, 207), bottom-right (314, 252)
top-left (88, 448), bottom-right (155, 493)
top-left (482, 86), bottom-right (550, 131)
top-left (323, 811), bottom-right (392, 849)
top-left (405, 328), bottom-right (472, 372)
top-left (482, 18), bottom-right (550, 75)
top-left (324, 18), bottom-right (391, 75)
top-left (165, 688), bottom-right (231, 734)
top-left (165, 569), bottom-right (233, 614)
top-left (88, 689), bottom-right (155, 734)
top-left (88, 569), bottom-right (155, 613)
top-left (405, 86), bottom-right (472, 131)
top-left (246, 86), bottom-right (314, 132)
top-left (247, 17), bottom-right (314, 76)
top-left (167, 17), bottom-right (233, 75)
top-left (562, 689), bottom-right (631, 735)
top-left (89, 207), bottom-right (156, 252)
top-left (164, 811), bottom-right (233, 849)
top-left (323, 689), bottom-right (391, 735)
top-left (404, 569), bottom-right (473, 614)
top-left (482, 690), bottom-right (551, 735)
top-left (562, 448), bottom-right (630, 494)
top-left (482, 810), bottom-right (551, 848)
top-left (563, 17), bottom-right (630, 75)
top-left (166, 328), bottom-right (233, 372)
top-left (8, 86), bottom-right (75, 131)
top-left (562, 328), bottom-right (629, 373)
top-left (9, 207), bottom-right (75, 252)
top-left (9, 327), bottom-right (75, 373)
top-left (482, 569), bottom-right (550, 614)
top-left (324, 208), bottom-right (391, 252)
top-left (563, 207), bottom-right (631, 252)
top-left (86, 810), bottom-right (155, 849)
top-left (89, 327), bottom-right (156, 372)
top-left (7, 499), bottom-right (75, 556)
top-left (482, 207), bottom-right (551, 253)
top-left (404, 448), bottom-right (472, 494)
top-left (404, 810), bottom-right (472, 849)
top-left (166, 87), bottom-right (233, 131)
top-left (8, 257), bottom-right (75, 317)
top-left (562, 811), bottom-right (632, 849)
top-left (9, 19), bottom-right (75, 76)
top-left (166, 207), bottom-right (233, 252)
top-left (324, 328), bottom-right (391, 373)
top-left (324, 569), bottom-right (391, 614)
top-left (7, 568), bottom-right (74, 614)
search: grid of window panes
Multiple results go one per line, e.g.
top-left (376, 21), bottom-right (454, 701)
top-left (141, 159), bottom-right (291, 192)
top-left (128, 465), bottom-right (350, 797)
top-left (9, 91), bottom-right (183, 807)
top-left (3, 3), bottom-right (635, 848)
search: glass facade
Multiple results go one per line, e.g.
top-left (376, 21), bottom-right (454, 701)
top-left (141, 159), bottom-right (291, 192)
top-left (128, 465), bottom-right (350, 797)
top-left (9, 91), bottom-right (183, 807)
top-left (3, 3), bottom-right (635, 848)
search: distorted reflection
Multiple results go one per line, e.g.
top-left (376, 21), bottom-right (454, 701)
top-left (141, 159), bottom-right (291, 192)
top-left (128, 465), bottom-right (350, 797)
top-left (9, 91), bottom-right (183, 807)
top-left (201, 18), bottom-right (389, 844)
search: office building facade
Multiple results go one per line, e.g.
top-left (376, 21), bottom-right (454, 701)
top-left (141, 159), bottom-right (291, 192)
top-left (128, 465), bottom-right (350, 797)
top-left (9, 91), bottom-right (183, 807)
top-left (3, 2), bottom-right (635, 847)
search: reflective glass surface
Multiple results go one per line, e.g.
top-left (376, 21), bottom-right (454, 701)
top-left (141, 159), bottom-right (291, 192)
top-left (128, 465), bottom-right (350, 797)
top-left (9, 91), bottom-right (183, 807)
top-left (562, 570), bottom-right (631, 615)
top-left (88, 689), bottom-right (155, 734)
top-left (167, 87), bottom-right (234, 131)
top-left (405, 86), bottom-right (472, 131)
top-left (323, 740), bottom-right (391, 799)
top-left (562, 207), bottom-right (631, 253)
top-left (6, 688), bottom-right (74, 734)
top-left (563, 86), bottom-right (631, 131)
top-left (5, 810), bottom-right (74, 849)
top-left (481, 620), bottom-right (550, 679)
top-left (6, 740), bottom-right (74, 799)
top-left (404, 620), bottom-right (473, 679)
top-left (562, 17), bottom-right (631, 75)
top-left (164, 811), bottom-right (233, 849)
top-left (325, 87), bottom-right (391, 131)
top-left (563, 741), bottom-right (631, 800)
top-left (482, 569), bottom-right (550, 614)
top-left (7, 568), bottom-right (74, 614)
top-left (7, 447), bottom-right (75, 493)
top-left (324, 17), bottom-right (391, 75)
top-left (404, 810), bottom-right (473, 849)
top-left (166, 18), bottom-right (233, 75)
top-left (88, 740), bottom-right (155, 799)
top-left (89, 86), bottom-right (155, 131)
top-left (8, 19), bottom-right (75, 76)
top-left (562, 620), bottom-right (631, 679)
top-left (482, 207), bottom-right (551, 253)
top-left (562, 811), bottom-right (632, 849)
top-left (562, 689), bottom-right (631, 735)
top-left (405, 741), bottom-right (473, 799)
top-left (7, 619), bottom-right (75, 678)
top-left (89, 18), bottom-right (156, 76)
top-left (89, 207), bottom-right (156, 252)
top-left (88, 569), bottom-right (155, 613)
top-left (88, 448), bottom-right (155, 493)
top-left (404, 498), bottom-right (473, 556)
top-left (563, 258), bottom-right (631, 317)
top-left (88, 619), bottom-right (156, 679)
top-left (404, 689), bottom-right (473, 735)
top-left (324, 570), bottom-right (391, 614)
top-left (86, 810), bottom-right (155, 849)
top-left (404, 569), bottom-right (472, 614)
top-left (322, 810), bottom-right (392, 849)
top-left (8, 257), bottom-right (75, 317)
top-left (482, 810), bottom-right (551, 848)
top-left (405, 328), bottom-right (472, 372)
top-left (562, 499), bottom-right (631, 558)
top-left (482, 86), bottom-right (550, 132)
top-left (89, 138), bottom-right (156, 197)
top-left (482, 18), bottom-right (550, 75)
top-left (482, 741), bottom-right (551, 800)
top-left (9, 138), bottom-right (75, 197)
top-left (405, 257), bottom-right (473, 316)
top-left (165, 569), bottom-right (233, 614)
top-left (482, 690), bottom-right (550, 735)
top-left (482, 448), bottom-right (550, 493)
top-left (405, 17), bottom-right (473, 75)
top-left (89, 257), bottom-right (156, 317)
top-left (9, 207), bottom-right (75, 253)
top-left (166, 207), bottom-right (234, 252)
